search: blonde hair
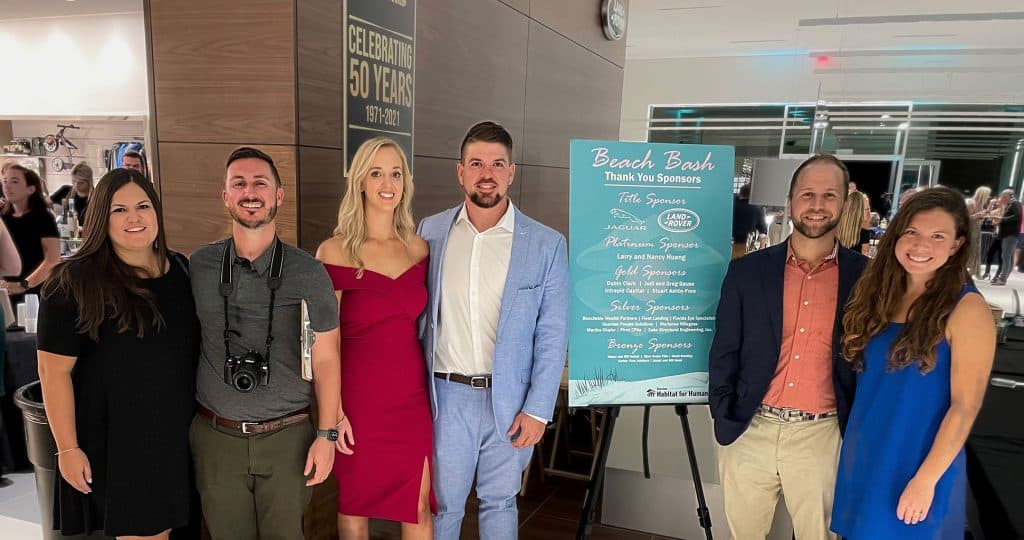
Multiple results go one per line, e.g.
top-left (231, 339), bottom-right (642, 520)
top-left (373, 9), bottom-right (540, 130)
top-left (970, 186), bottom-right (992, 212)
top-left (836, 191), bottom-right (868, 249)
top-left (333, 137), bottom-right (415, 277)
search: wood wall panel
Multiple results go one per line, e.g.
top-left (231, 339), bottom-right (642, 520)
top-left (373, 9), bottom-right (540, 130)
top-left (409, 156), bottom-right (465, 222)
top-left (518, 165), bottom-right (569, 237)
top-left (522, 21), bottom-right (624, 168)
top-left (414, 0), bottom-right (529, 160)
top-left (298, 145), bottom-right (345, 254)
top-left (530, 0), bottom-right (629, 67)
top-left (297, 0), bottom-right (344, 149)
top-left (150, 0), bottom-right (296, 144)
top-left (158, 142), bottom-right (297, 254)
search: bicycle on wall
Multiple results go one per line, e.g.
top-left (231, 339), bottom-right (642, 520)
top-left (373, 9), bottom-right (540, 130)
top-left (43, 124), bottom-right (80, 172)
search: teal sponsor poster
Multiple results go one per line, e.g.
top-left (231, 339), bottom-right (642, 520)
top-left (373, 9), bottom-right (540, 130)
top-left (568, 140), bottom-right (734, 406)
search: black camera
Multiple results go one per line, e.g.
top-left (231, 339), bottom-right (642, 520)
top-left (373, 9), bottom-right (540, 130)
top-left (224, 351), bottom-right (270, 393)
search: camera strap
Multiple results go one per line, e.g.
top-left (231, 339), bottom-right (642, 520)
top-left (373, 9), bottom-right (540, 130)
top-left (219, 237), bottom-right (285, 365)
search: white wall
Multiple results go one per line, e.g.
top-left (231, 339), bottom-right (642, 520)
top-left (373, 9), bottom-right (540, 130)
top-left (620, 52), bottom-right (1024, 142)
top-left (0, 13), bottom-right (147, 117)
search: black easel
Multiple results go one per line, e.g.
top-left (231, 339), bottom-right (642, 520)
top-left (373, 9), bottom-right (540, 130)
top-left (574, 404), bottom-right (713, 540)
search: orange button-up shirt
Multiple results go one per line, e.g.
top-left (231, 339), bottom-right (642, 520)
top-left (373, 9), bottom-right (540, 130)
top-left (762, 242), bottom-right (839, 414)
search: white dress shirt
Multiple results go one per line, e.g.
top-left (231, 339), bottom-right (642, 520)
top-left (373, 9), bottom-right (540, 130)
top-left (435, 202), bottom-right (514, 376)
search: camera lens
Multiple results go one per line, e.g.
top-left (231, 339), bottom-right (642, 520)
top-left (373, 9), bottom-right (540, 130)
top-left (233, 371), bottom-right (257, 393)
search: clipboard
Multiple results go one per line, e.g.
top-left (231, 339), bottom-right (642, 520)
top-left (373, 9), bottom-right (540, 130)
top-left (300, 299), bottom-right (315, 381)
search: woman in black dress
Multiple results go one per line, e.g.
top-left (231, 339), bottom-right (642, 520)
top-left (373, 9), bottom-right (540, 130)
top-left (37, 168), bottom-right (199, 539)
top-left (0, 164), bottom-right (60, 300)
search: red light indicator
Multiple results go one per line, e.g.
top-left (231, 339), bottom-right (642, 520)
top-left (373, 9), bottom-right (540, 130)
top-left (816, 55), bottom-right (831, 66)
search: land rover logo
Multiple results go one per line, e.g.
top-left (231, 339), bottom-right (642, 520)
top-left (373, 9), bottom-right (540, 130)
top-left (657, 208), bottom-right (700, 233)
top-left (601, 0), bottom-right (627, 41)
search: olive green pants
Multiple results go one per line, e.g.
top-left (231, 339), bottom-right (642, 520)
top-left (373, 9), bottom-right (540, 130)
top-left (189, 413), bottom-right (314, 540)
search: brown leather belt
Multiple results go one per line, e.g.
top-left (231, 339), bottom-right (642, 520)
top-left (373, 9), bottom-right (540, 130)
top-left (197, 404), bottom-right (310, 435)
top-left (434, 372), bottom-right (493, 388)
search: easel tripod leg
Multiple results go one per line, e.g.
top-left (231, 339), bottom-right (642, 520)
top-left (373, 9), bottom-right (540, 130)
top-left (675, 404), bottom-right (713, 540)
top-left (574, 406), bottom-right (620, 540)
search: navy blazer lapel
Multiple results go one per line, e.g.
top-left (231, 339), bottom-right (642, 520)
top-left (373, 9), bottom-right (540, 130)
top-left (833, 247), bottom-right (860, 352)
top-left (836, 247), bottom-right (859, 306)
top-left (496, 208), bottom-right (531, 337)
top-left (762, 241), bottom-right (788, 354)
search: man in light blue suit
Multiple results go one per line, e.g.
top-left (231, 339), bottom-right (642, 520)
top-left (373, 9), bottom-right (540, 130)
top-left (418, 121), bottom-right (569, 540)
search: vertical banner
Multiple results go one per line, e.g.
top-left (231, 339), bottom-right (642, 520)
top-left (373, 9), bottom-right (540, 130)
top-left (568, 140), bottom-right (734, 406)
top-left (344, 0), bottom-right (415, 171)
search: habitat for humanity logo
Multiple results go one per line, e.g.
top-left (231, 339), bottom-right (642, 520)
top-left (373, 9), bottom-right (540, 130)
top-left (646, 387), bottom-right (709, 398)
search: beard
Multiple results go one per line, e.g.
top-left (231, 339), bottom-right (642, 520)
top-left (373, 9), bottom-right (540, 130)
top-left (229, 199), bottom-right (278, 229)
top-left (468, 190), bottom-right (504, 209)
top-left (791, 213), bottom-right (839, 239)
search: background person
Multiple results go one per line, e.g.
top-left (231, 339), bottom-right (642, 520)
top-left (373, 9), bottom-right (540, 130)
top-left (991, 189), bottom-right (1020, 286)
top-left (732, 182), bottom-right (767, 257)
top-left (836, 191), bottom-right (871, 255)
top-left (0, 219), bottom-right (21, 279)
top-left (832, 187), bottom-right (994, 538)
top-left (36, 168), bottom-right (200, 539)
top-left (981, 197), bottom-right (1005, 280)
top-left (122, 150), bottom-right (148, 179)
top-left (317, 137), bottom-right (435, 539)
top-left (0, 164), bottom-right (59, 302)
top-left (49, 162), bottom-right (93, 226)
top-left (966, 186), bottom-right (992, 275)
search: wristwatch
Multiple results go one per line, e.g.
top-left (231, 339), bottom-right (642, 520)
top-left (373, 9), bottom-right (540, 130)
top-left (316, 428), bottom-right (339, 442)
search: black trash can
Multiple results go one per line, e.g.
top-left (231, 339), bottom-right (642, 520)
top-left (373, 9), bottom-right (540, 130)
top-left (14, 381), bottom-right (111, 540)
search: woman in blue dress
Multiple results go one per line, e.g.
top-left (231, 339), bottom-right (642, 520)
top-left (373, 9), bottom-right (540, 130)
top-left (832, 186), bottom-right (994, 539)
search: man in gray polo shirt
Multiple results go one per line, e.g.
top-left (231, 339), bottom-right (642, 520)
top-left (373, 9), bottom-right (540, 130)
top-left (189, 147), bottom-right (341, 540)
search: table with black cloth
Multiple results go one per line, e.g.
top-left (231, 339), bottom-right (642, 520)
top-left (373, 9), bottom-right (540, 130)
top-left (1, 330), bottom-right (38, 473)
top-left (967, 324), bottom-right (1024, 540)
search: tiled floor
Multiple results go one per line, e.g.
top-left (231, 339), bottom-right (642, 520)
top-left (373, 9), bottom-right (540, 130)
top-left (366, 477), bottom-right (680, 539)
top-left (0, 470), bottom-right (677, 540)
top-left (0, 473), bottom-right (42, 540)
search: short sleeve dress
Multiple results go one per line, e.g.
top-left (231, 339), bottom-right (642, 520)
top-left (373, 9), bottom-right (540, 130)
top-left (37, 254), bottom-right (200, 537)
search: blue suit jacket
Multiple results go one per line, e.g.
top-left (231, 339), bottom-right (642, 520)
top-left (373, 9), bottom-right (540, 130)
top-left (417, 204), bottom-right (569, 440)
top-left (708, 240), bottom-right (868, 446)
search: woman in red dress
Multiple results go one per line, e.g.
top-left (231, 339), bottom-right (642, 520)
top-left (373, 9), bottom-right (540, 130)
top-left (316, 137), bottom-right (435, 539)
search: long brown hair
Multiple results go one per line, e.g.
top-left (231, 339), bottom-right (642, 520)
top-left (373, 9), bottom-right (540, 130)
top-left (43, 169), bottom-right (169, 340)
top-left (2, 165), bottom-right (51, 215)
top-left (841, 186), bottom-right (972, 373)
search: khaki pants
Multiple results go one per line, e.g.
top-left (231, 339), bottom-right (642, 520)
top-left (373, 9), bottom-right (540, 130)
top-left (189, 413), bottom-right (315, 540)
top-left (718, 412), bottom-right (840, 540)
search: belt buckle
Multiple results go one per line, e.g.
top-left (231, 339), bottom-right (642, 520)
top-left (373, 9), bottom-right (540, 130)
top-left (470, 376), bottom-right (489, 388)
top-left (241, 421), bottom-right (259, 434)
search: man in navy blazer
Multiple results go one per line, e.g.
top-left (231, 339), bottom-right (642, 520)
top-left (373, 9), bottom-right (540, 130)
top-left (709, 154), bottom-right (868, 540)
top-left (417, 121), bottom-right (569, 540)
